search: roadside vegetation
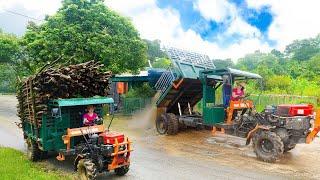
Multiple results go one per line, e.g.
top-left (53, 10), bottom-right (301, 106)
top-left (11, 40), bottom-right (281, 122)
top-left (0, 0), bottom-right (319, 100)
top-left (214, 35), bottom-right (320, 99)
top-left (0, 147), bottom-right (73, 180)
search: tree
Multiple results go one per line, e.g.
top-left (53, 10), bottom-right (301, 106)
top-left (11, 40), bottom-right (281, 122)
top-left (236, 51), bottom-right (264, 71)
top-left (212, 59), bottom-right (234, 69)
top-left (304, 54), bottom-right (320, 81)
top-left (0, 64), bottom-right (16, 92)
top-left (284, 35), bottom-right (320, 61)
top-left (22, 0), bottom-right (147, 74)
top-left (152, 57), bottom-right (171, 69)
top-left (144, 39), bottom-right (167, 63)
top-left (0, 30), bottom-right (19, 64)
top-left (265, 75), bottom-right (292, 93)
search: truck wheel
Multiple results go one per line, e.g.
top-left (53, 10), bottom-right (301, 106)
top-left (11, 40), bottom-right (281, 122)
top-left (40, 151), bottom-right (48, 159)
top-left (166, 113), bottom-right (179, 135)
top-left (26, 139), bottom-right (41, 161)
top-left (156, 114), bottom-right (168, 135)
top-left (252, 130), bottom-right (284, 163)
top-left (77, 159), bottom-right (97, 180)
top-left (284, 143), bottom-right (296, 152)
top-left (115, 165), bottom-right (130, 176)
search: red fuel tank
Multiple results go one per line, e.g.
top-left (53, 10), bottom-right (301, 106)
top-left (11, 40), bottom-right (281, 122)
top-left (99, 132), bottom-right (125, 144)
top-left (277, 104), bottom-right (313, 117)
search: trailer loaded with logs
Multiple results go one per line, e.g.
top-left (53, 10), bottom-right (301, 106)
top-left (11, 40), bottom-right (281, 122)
top-left (17, 60), bottom-right (112, 127)
top-left (17, 61), bottom-right (132, 179)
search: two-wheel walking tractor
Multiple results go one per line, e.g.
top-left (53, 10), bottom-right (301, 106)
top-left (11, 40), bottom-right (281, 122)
top-left (22, 97), bottom-right (132, 179)
top-left (155, 48), bottom-right (320, 163)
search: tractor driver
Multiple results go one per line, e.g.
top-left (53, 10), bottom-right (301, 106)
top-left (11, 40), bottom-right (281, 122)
top-left (231, 82), bottom-right (246, 101)
top-left (222, 75), bottom-right (232, 107)
top-left (83, 105), bottom-right (99, 126)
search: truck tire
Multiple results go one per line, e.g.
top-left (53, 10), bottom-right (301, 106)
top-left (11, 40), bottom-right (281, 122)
top-left (77, 159), bottom-right (97, 180)
top-left (115, 165), bottom-right (130, 176)
top-left (26, 139), bottom-right (41, 162)
top-left (252, 130), bottom-right (284, 163)
top-left (284, 143), bottom-right (296, 152)
top-left (156, 114), bottom-right (168, 135)
top-left (166, 113), bottom-right (179, 135)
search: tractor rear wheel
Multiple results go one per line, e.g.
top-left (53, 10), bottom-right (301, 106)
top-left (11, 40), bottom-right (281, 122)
top-left (252, 130), bottom-right (284, 163)
top-left (77, 159), bottom-right (97, 180)
top-left (114, 165), bottom-right (130, 176)
top-left (156, 114), bottom-right (168, 135)
top-left (26, 139), bottom-right (41, 161)
top-left (166, 113), bottom-right (179, 135)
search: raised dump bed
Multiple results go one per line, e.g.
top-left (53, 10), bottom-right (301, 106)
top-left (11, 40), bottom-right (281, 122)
top-left (155, 47), bottom-right (215, 114)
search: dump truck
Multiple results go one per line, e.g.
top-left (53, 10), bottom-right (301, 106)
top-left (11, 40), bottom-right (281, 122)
top-left (155, 47), bottom-right (320, 162)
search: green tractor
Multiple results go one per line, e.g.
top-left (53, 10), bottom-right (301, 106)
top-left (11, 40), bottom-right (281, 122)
top-left (22, 96), bottom-right (132, 179)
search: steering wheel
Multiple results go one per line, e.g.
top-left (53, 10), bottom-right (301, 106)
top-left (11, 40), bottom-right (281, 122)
top-left (94, 118), bottom-right (103, 125)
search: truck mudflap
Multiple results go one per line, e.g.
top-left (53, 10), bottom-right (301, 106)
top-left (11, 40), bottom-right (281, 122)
top-left (306, 109), bottom-right (320, 144)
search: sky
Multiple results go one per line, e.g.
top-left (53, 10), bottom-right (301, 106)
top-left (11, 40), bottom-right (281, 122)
top-left (0, 0), bottom-right (320, 60)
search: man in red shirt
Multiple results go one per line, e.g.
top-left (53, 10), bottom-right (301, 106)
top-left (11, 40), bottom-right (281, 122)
top-left (231, 82), bottom-right (246, 101)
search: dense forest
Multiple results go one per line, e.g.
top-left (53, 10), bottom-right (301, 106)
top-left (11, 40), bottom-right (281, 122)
top-left (227, 35), bottom-right (320, 98)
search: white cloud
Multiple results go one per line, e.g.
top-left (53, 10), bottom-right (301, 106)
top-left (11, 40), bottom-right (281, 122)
top-left (0, 0), bottom-right (270, 60)
top-left (193, 0), bottom-right (235, 22)
top-left (6, 0), bottom-right (319, 60)
top-left (0, 0), bottom-right (61, 17)
top-left (105, 0), bottom-right (269, 60)
top-left (225, 16), bottom-right (261, 38)
top-left (246, 0), bottom-right (271, 10)
top-left (246, 0), bottom-right (320, 50)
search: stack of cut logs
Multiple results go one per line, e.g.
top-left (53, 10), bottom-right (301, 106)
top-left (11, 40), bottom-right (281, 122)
top-left (17, 61), bottom-right (112, 127)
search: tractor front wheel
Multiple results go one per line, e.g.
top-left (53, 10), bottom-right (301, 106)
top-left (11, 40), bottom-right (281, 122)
top-left (115, 165), bottom-right (130, 176)
top-left (26, 139), bottom-right (41, 161)
top-left (77, 159), bottom-right (97, 180)
top-left (252, 130), bottom-right (284, 163)
top-left (166, 113), bottom-right (179, 135)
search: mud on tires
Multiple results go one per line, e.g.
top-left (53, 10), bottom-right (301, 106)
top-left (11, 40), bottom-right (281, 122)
top-left (252, 130), bottom-right (284, 163)
top-left (115, 165), bottom-right (130, 176)
top-left (166, 113), bottom-right (179, 135)
top-left (156, 114), bottom-right (168, 135)
top-left (26, 139), bottom-right (41, 161)
top-left (284, 143), bottom-right (296, 152)
top-left (77, 159), bottom-right (98, 180)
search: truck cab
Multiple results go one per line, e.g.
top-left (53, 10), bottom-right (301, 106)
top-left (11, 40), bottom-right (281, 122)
top-left (200, 68), bottom-right (262, 133)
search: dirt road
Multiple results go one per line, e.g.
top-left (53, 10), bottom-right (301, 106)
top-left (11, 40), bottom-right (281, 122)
top-left (0, 95), bottom-right (25, 150)
top-left (1, 95), bottom-right (319, 179)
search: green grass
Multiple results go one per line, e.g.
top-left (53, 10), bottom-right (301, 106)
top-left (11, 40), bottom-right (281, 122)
top-left (0, 147), bottom-right (73, 180)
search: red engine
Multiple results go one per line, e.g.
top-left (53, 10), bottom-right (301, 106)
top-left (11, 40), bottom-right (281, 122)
top-left (99, 132), bottom-right (125, 144)
top-left (277, 104), bottom-right (313, 117)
